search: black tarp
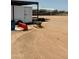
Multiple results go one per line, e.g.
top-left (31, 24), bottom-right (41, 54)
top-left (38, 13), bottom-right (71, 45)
top-left (11, 1), bottom-right (38, 5)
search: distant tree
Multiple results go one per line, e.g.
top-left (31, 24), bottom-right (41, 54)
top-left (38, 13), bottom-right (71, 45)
top-left (52, 10), bottom-right (59, 15)
top-left (32, 9), bottom-right (68, 16)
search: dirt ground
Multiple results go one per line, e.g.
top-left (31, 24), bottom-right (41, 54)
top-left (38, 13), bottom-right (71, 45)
top-left (11, 16), bottom-right (68, 59)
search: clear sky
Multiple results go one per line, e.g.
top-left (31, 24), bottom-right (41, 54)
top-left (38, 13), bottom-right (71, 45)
top-left (37, 0), bottom-right (68, 11)
top-left (14, 0), bottom-right (68, 11)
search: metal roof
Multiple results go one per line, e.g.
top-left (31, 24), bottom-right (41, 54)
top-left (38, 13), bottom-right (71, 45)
top-left (11, 1), bottom-right (38, 5)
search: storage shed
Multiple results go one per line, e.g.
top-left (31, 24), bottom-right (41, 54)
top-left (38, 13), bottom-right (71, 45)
top-left (11, 0), bottom-right (39, 30)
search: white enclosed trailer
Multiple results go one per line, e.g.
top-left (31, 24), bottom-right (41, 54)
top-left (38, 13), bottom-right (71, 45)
top-left (11, 6), bottom-right (32, 23)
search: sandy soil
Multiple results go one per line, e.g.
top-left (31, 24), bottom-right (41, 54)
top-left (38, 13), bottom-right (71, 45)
top-left (11, 16), bottom-right (68, 59)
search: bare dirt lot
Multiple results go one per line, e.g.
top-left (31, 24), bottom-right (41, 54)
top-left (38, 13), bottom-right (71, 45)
top-left (11, 16), bottom-right (68, 59)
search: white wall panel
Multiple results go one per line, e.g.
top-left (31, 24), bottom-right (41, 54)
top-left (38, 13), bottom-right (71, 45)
top-left (14, 6), bottom-right (24, 22)
top-left (11, 6), bottom-right (32, 23)
top-left (24, 7), bottom-right (32, 22)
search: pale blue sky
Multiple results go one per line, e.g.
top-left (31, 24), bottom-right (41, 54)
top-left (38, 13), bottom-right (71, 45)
top-left (38, 0), bottom-right (68, 11)
top-left (16, 0), bottom-right (68, 11)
